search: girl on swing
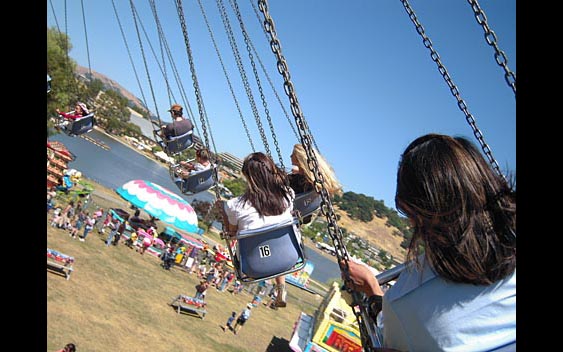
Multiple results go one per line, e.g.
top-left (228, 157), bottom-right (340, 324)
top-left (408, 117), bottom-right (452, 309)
top-left (216, 152), bottom-right (295, 308)
top-left (55, 102), bottom-right (89, 130)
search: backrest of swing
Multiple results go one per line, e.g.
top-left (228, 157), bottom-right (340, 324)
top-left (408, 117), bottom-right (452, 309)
top-left (67, 113), bottom-right (95, 136)
top-left (165, 130), bottom-right (194, 155)
top-left (181, 167), bottom-right (214, 194)
top-left (234, 218), bottom-right (306, 283)
top-left (293, 190), bottom-right (322, 219)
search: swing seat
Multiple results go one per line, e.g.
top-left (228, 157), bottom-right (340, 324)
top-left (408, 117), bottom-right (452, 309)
top-left (155, 128), bottom-right (194, 155)
top-left (64, 113), bottom-right (95, 136)
top-left (293, 190), bottom-right (322, 220)
top-left (231, 218), bottom-right (306, 283)
top-left (171, 166), bottom-right (215, 195)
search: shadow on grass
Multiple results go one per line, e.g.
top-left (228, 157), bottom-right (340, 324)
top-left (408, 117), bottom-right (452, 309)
top-left (47, 265), bottom-right (70, 280)
top-left (265, 336), bottom-right (291, 352)
top-left (169, 303), bottom-right (206, 320)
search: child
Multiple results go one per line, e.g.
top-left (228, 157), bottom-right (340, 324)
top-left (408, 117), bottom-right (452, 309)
top-left (233, 304), bottom-right (252, 335)
top-left (222, 311), bottom-right (237, 332)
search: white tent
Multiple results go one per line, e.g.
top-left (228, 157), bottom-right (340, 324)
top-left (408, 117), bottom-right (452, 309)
top-left (153, 151), bottom-right (175, 164)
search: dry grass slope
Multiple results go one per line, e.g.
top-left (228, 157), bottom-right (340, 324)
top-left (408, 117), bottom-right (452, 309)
top-left (335, 206), bottom-right (406, 262)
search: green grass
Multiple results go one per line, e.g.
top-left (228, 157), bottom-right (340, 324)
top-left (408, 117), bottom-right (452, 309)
top-left (47, 179), bottom-right (326, 351)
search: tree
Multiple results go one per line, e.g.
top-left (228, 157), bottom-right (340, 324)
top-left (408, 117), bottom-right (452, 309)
top-left (47, 27), bottom-right (78, 120)
top-left (223, 178), bottom-right (246, 197)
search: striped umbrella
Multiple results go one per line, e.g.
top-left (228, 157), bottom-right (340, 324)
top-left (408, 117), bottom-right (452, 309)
top-left (115, 180), bottom-right (199, 233)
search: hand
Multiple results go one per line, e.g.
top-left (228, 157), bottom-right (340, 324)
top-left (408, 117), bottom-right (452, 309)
top-left (339, 260), bottom-right (384, 297)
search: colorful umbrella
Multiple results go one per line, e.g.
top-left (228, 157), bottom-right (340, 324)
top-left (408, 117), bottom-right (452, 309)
top-left (115, 180), bottom-right (199, 233)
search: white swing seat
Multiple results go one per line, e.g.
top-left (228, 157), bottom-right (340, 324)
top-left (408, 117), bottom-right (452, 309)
top-left (229, 218), bottom-right (306, 283)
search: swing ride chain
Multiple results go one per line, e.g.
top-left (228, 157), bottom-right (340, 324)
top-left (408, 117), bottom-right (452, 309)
top-left (248, 0), bottom-right (323, 155)
top-left (258, 1), bottom-right (380, 350)
top-left (110, 0), bottom-right (149, 112)
top-left (176, 0), bottom-right (222, 200)
top-left (467, 0), bottom-right (516, 96)
top-left (248, 0), bottom-right (301, 143)
top-left (217, 0), bottom-right (272, 158)
top-left (231, 0), bottom-right (284, 169)
top-left (129, 0), bottom-right (162, 128)
top-left (197, 0), bottom-right (256, 153)
top-left (400, 0), bottom-right (506, 182)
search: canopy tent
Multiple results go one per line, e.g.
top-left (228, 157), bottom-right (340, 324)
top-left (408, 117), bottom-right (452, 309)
top-left (115, 180), bottom-right (200, 233)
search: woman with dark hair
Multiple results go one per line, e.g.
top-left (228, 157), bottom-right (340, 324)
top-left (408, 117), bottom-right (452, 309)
top-left (217, 152), bottom-right (295, 308)
top-left (344, 133), bottom-right (516, 351)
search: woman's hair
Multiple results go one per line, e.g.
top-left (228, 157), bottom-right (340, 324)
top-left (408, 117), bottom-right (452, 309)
top-left (291, 144), bottom-right (342, 196)
top-left (196, 148), bottom-right (210, 162)
top-left (64, 343), bottom-right (76, 352)
top-left (241, 152), bottom-right (292, 217)
top-left (395, 133), bottom-right (516, 285)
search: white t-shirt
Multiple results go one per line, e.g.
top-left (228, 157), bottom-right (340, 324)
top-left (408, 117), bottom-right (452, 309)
top-left (224, 188), bottom-right (295, 231)
top-left (190, 162), bottom-right (212, 175)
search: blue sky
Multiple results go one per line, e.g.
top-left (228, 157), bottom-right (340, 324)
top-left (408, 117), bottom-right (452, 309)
top-left (47, 0), bottom-right (516, 211)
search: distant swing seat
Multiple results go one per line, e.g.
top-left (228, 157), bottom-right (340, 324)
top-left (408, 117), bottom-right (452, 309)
top-left (226, 218), bottom-right (307, 283)
top-left (60, 113), bottom-right (95, 136)
top-left (170, 166), bottom-right (215, 195)
top-left (293, 190), bottom-right (322, 223)
top-left (154, 128), bottom-right (194, 155)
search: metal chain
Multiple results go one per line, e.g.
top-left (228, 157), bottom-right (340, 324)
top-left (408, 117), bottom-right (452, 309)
top-left (80, 0), bottom-right (92, 78)
top-left (197, 0), bottom-right (256, 152)
top-left (257, 1), bottom-right (378, 350)
top-left (128, 0), bottom-right (162, 125)
top-left (230, 0), bottom-right (284, 169)
top-left (399, 0), bottom-right (506, 182)
top-left (248, 0), bottom-right (321, 153)
top-left (217, 0), bottom-right (271, 158)
top-left (467, 0), bottom-right (516, 96)
top-left (149, 8), bottom-right (202, 139)
top-left (175, 0), bottom-right (222, 200)
top-left (148, 0), bottom-right (175, 108)
top-left (110, 0), bottom-right (149, 112)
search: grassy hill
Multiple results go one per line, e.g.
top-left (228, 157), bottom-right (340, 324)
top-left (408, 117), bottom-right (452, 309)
top-left (335, 206), bottom-right (406, 263)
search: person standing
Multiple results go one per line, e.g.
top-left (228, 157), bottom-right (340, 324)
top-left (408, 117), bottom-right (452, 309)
top-left (233, 304), bottom-right (253, 335)
top-left (105, 218), bottom-right (121, 247)
top-left (78, 211), bottom-right (94, 242)
top-left (343, 134), bottom-right (516, 351)
top-left (221, 311), bottom-right (237, 332)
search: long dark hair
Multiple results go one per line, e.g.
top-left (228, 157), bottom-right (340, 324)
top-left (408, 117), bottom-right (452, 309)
top-left (240, 152), bottom-right (292, 217)
top-left (396, 134), bottom-right (516, 285)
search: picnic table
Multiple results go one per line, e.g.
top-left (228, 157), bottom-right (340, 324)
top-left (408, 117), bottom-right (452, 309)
top-left (169, 294), bottom-right (207, 319)
top-left (47, 248), bottom-right (74, 280)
